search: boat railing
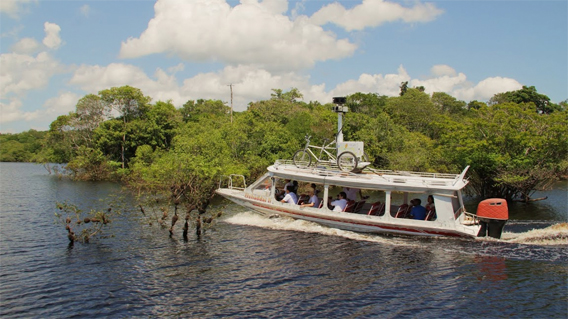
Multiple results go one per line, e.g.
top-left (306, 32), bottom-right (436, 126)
top-left (272, 160), bottom-right (466, 186)
top-left (218, 174), bottom-right (247, 190)
top-left (364, 167), bottom-right (460, 179)
top-left (454, 205), bottom-right (466, 219)
top-left (461, 212), bottom-right (480, 227)
top-left (273, 159), bottom-right (373, 179)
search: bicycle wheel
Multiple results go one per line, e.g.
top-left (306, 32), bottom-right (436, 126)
top-left (293, 150), bottom-right (312, 168)
top-left (337, 151), bottom-right (358, 172)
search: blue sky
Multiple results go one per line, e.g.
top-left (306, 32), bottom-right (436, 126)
top-left (1, 0), bottom-right (566, 133)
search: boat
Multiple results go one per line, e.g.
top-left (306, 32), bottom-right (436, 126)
top-left (215, 98), bottom-right (508, 239)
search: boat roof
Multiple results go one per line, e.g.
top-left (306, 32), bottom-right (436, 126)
top-left (267, 160), bottom-right (469, 193)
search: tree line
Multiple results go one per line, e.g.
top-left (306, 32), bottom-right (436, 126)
top-left (2, 85), bottom-right (567, 213)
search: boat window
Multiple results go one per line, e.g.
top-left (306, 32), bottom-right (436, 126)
top-left (251, 175), bottom-right (272, 195)
top-left (452, 191), bottom-right (464, 218)
top-left (390, 192), bottom-right (433, 221)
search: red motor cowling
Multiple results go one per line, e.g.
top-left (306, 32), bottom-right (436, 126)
top-left (477, 198), bottom-right (508, 220)
top-left (477, 198), bottom-right (508, 239)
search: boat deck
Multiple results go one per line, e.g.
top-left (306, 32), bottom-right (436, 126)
top-left (270, 160), bottom-right (468, 190)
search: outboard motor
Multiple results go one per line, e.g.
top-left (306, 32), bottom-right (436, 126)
top-left (476, 198), bottom-right (509, 239)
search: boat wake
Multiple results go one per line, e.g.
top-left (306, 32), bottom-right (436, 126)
top-left (225, 212), bottom-right (567, 248)
top-left (501, 222), bottom-right (568, 246)
top-left (224, 211), bottom-right (419, 247)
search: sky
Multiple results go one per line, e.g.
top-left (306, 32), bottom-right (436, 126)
top-left (1, 0), bottom-right (566, 133)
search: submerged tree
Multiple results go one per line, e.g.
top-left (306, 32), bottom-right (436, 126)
top-left (55, 198), bottom-right (125, 245)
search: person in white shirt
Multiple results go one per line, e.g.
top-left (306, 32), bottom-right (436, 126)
top-left (343, 187), bottom-right (362, 201)
top-left (300, 189), bottom-right (320, 208)
top-left (281, 185), bottom-right (298, 205)
top-left (277, 179), bottom-right (293, 200)
top-left (331, 192), bottom-right (348, 212)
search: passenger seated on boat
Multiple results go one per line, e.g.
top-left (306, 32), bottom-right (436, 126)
top-left (300, 189), bottom-right (320, 208)
top-left (297, 194), bottom-right (310, 205)
top-left (330, 192), bottom-right (348, 212)
top-left (425, 195), bottom-right (435, 211)
top-left (409, 198), bottom-right (427, 220)
top-left (277, 179), bottom-right (294, 200)
top-left (311, 183), bottom-right (321, 196)
top-left (281, 185), bottom-right (298, 205)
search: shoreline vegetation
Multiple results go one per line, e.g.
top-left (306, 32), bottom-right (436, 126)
top-left (2, 85), bottom-right (567, 242)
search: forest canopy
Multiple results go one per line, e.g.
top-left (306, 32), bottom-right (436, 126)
top-left (2, 85), bottom-right (567, 208)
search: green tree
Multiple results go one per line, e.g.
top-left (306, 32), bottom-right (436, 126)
top-left (146, 100), bottom-right (182, 149)
top-left (467, 100), bottom-right (487, 111)
top-left (44, 115), bottom-right (75, 163)
top-left (0, 130), bottom-right (47, 162)
top-left (489, 85), bottom-right (561, 114)
top-left (384, 88), bottom-right (440, 137)
top-left (99, 86), bottom-right (152, 168)
top-left (180, 99), bottom-right (229, 122)
top-left (436, 102), bottom-right (567, 199)
top-left (431, 92), bottom-right (467, 116)
top-left (71, 94), bottom-right (108, 148)
top-left (270, 88), bottom-right (303, 102)
top-left (346, 92), bottom-right (388, 117)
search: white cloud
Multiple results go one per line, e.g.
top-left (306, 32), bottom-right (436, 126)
top-left (430, 64), bottom-right (456, 77)
top-left (310, 0), bottom-right (444, 31)
top-left (167, 63), bottom-right (185, 74)
top-left (43, 91), bottom-right (80, 116)
top-left (453, 77), bottom-right (522, 101)
top-left (42, 22), bottom-right (62, 49)
top-left (0, 0), bottom-right (35, 19)
top-left (323, 65), bottom-right (410, 100)
top-left (0, 52), bottom-right (64, 96)
top-left (411, 72), bottom-right (468, 94)
top-left (69, 63), bottom-right (186, 105)
top-left (405, 70), bottom-right (522, 101)
top-left (180, 64), bottom-right (309, 108)
top-left (69, 62), bottom-right (311, 111)
top-left (0, 92), bottom-right (79, 126)
top-left (80, 4), bottom-right (91, 18)
top-left (0, 21), bottom-right (66, 129)
top-left (68, 61), bottom-right (524, 115)
top-left (119, 0), bottom-right (357, 71)
top-left (0, 98), bottom-right (29, 124)
top-left (11, 37), bottom-right (41, 54)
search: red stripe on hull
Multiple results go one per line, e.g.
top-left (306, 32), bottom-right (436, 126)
top-left (251, 202), bottom-right (467, 238)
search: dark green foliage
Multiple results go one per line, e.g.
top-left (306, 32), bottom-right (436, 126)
top-left (0, 130), bottom-right (47, 162)
top-left (489, 85), bottom-right (563, 114)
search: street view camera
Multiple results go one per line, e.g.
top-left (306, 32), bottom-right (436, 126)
top-left (332, 97), bottom-right (348, 113)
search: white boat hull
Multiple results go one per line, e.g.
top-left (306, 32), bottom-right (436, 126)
top-left (216, 188), bottom-right (480, 238)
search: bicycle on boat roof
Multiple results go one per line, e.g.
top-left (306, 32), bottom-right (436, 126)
top-left (292, 135), bottom-right (370, 172)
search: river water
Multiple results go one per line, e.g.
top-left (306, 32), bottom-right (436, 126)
top-left (1, 163), bottom-right (566, 318)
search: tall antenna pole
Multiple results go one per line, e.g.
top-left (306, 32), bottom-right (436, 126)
top-left (228, 84), bottom-right (234, 123)
top-left (332, 97), bottom-right (347, 143)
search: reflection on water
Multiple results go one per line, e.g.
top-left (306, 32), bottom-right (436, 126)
top-left (474, 255), bottom-right (508, 282)
top-left (0, 163), bottom-right (567, 318)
